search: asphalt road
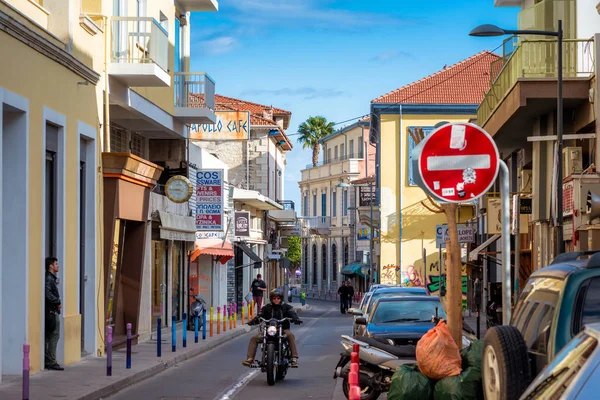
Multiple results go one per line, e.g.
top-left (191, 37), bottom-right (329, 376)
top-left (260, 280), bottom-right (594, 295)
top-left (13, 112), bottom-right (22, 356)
top-left (107, 299), bottom-right (354, 400)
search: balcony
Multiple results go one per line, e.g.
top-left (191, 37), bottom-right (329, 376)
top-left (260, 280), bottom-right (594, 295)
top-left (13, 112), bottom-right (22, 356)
top-left (299, 217), bottom-right (331, 235)
top-left (305, 151), bottom-right (364, 169)
top-left (174, 72), bottom-right (216, 124)
top-left (178, 0), bottom-right (219, 12)
top-left (110, 17), bottom-right (170, 87)
top-left (301, 156), bottom-right (364, 182)
top-left (518, 0), bottom-right (575, 40)
top-left (478, 38), bottom-right (595, 131)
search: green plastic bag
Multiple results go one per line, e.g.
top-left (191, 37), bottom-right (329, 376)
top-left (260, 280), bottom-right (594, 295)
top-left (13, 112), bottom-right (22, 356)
top-left (463, 340), bottom-right (483, 369)
top-left (434, 376), bottom-right (465, 400)
top-left (389, 364), bottom-right (434, 400)
top-left (461, 367), bottom-right (483, 400)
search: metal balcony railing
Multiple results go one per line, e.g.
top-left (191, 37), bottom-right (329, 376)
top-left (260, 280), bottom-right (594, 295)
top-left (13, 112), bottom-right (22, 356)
top-left (111, 17), bottom-right (169, 73)
top-left (299, 216), bottom-right (331, 230)
top-left (278, 200), bottom-right (295, 210)
top-left (478, 38), bottom-right (595, 126)
top-left (174, 72), bottom-right (216, 110)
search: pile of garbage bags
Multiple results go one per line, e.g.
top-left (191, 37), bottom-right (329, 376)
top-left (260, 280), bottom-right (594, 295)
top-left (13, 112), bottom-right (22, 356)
top-left (388, 321), bottom-right (483, 400)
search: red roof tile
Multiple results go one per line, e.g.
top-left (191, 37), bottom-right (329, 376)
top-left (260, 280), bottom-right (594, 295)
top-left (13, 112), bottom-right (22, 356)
top-left (372, 51), bottom-right (500, 104)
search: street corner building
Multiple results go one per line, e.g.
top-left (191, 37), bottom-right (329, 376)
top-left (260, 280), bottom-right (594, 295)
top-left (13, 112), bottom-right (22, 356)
top-left (0, 0), bottom-right (219, 380)
top-left (369, 51), bottom-right (499, 293)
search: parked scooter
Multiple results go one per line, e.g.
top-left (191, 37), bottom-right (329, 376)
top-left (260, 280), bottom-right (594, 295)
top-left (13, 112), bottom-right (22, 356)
top-left (187, 294), bottom-right (206, 331)
top-left (486, 301), bottom-right (500, 329)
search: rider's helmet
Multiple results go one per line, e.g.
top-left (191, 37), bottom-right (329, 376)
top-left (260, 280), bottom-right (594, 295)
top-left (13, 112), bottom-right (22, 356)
top-left (269, 289), bottom-right (283, 304)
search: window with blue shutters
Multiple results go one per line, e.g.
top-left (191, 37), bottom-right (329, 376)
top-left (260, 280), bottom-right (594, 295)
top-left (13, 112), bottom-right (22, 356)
top-left (407, 126), bottom-right (435, 186)
top-left (322, 193), bottom-right (327, 216)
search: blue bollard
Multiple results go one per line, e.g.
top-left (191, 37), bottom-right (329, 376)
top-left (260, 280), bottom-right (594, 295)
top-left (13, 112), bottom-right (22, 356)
top-left (202, 309), bottom-right (207, 340)
top-left (182, 312), bottom-right (187, 348)
top-left (126, 323), bottom-right (132, 369)
top-left (157, 317), bottom-right (162, 357)
top-left (194, 314), bottom-right (199, 343)
top-left (172, 315), bottom-right (176, 352)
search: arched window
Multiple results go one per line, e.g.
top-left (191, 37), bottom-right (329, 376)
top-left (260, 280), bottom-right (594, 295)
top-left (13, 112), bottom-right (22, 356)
top-left (322, 244), bottom-right (327, 281)
top-left (303, 244), bottom-right (308, 284)
top-left (344, 241), bottom-right (349, 267)
top-left (332, 243), bottom-right (338, 282)
top-left (312, 244), bottom-right (318, 285)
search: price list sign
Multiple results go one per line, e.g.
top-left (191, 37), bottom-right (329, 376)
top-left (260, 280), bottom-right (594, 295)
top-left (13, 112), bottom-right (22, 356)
top-left (195, 169), bottom-right (224, 231)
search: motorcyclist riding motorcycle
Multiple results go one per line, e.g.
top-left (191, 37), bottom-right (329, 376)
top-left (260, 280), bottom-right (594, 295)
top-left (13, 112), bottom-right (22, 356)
top-left (243, 289), bottom-right (302, 367)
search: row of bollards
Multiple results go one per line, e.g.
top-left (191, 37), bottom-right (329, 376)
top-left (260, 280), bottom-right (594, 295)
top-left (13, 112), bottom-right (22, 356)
top-left (348, 343), bottom-right (361, 400)
top-left (21, 301), bottom-right (259, 400)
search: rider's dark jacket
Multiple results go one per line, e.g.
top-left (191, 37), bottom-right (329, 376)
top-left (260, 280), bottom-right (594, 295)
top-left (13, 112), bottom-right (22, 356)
top-left (250, 303), bottom-right (299, 331)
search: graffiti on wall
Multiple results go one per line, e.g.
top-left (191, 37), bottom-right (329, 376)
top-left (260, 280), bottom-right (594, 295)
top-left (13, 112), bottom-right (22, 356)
top-left (381, 264), bottom-right (401, 285)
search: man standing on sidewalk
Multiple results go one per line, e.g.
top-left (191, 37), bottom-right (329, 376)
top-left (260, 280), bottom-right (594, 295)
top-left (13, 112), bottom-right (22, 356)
top-left (346, 280), bottom-right (355, 309)
top-left (337, 281), bottom-right (349, 314)
top-left (45, 257), bottom-right (63, 370)
top-left (250, 274), bottom-right (267, 315)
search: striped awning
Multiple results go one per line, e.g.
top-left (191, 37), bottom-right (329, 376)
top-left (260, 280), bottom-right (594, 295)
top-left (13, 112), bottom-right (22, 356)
top-left (191, 239), bottom-right (234, 264)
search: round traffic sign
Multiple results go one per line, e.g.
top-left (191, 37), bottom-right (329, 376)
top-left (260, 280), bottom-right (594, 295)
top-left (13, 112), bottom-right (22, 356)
top-left (418, 122), bottom-right (499, 203)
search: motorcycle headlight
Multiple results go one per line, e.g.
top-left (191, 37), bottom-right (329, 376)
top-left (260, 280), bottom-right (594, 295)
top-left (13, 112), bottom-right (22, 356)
top-left (267, 326), bottom-right (277, 336)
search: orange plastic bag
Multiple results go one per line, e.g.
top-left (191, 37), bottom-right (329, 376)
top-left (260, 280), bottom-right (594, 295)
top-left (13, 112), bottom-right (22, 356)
top-left (416, 320), bottom-right (462, 380)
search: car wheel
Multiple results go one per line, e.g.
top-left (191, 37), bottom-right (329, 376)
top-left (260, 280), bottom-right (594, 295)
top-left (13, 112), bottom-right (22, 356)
top-left (482, 326), bottom-right (531, 400)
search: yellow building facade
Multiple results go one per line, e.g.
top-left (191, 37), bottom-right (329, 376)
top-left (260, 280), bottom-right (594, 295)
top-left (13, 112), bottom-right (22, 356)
top-left (370, 52), bottom-right (499, 291)
top-left (0, 0), bottom-right (218, 380)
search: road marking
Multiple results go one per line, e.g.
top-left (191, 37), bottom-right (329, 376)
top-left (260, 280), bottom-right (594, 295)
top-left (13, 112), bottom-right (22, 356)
top-left (215, 370), bottom-right (259, 400)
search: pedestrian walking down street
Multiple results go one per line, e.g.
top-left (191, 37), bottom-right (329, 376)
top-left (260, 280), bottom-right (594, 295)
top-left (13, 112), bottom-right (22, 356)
top-left (346, 281), bottom-right (355, 309)
top-left (45, 256), bottom-right (64, 371)
top-left (337, 281), bottom-right (349, 314)
top-left (250, 274), bottom-right (267, 315)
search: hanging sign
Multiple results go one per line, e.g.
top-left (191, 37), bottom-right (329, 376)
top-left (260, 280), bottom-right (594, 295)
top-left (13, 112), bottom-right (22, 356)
top-left (195, 169), bottom-right (224, 231)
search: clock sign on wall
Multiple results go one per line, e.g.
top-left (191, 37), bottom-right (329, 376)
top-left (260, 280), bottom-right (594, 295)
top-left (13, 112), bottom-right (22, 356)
top-left (164, 175), bottom-right (193, 204)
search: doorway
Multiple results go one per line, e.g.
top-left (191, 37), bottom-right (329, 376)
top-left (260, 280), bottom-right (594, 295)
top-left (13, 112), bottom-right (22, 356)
top-left (152, 240), bottom-right (167, 328)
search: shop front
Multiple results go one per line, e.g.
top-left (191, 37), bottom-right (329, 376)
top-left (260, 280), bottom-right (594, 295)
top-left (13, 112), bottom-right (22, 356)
top-left (103, 153), bottom-right (163, 347)
top-left (189, 239), bottom-right (234, 309)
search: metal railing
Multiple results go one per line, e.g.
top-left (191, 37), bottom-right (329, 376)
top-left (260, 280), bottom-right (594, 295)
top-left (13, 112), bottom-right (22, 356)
top-left (111, 17), bottom-right (169, 73)
top-left (174, 72), bottom-right (216, 110)
top-left (518, 0), bottom-right (575, 40)
top-left (299, 216), bottom-right (331, 229)
top-left (278, 200), bottom-right (295, 210)
top-left (478, 38), bottom-right (595, 126)
top-left (305, 150), bottom-right (365, 169)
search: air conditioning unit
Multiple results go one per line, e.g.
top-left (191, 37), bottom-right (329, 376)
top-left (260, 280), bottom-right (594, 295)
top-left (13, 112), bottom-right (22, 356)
top-left (563, 147), bottom-right (583, 178)
top-left (520, 169), bottom-right (532, 193)
top-left (563, 174), bottom-right (600, 224)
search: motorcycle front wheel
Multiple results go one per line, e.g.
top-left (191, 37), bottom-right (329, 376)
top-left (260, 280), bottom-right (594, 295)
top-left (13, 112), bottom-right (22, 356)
top-left (342, 375), bottom-right (381, 400)
top-left (266, 342), bottom-right (276, 386)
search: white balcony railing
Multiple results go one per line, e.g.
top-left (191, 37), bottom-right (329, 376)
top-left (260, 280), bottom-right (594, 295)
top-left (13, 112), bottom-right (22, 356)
top-left (174, 72), bottom-right (215, 110)
top-left (300, 216), bottom-right (331, 230)
top-left (111, 17), bottom-right (168, 73)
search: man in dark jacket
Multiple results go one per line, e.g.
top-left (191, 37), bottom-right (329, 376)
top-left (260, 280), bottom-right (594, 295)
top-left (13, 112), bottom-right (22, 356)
top-left (45, 257), bottom-right (63, 370)
top-left (338, 281), bottom-right (349, 314)
top-left (346, 281), bottom-right (355, 309)
top-left (243, 289), bottom-right (302, 367)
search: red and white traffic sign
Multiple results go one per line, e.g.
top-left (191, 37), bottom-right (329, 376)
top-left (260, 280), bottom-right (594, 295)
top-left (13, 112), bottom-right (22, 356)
top-left (418, 122), bottom-right (499, 203)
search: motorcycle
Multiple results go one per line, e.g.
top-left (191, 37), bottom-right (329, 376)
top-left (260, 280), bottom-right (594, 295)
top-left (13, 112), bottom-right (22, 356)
top-left (187, 295), bottom-right (206, 331)
top-left (251, 317), bottom-right (300, 386)
top-left (333, 335), bottom-right (416, 400)
top-left (486, 301), bottom-right (499, 329)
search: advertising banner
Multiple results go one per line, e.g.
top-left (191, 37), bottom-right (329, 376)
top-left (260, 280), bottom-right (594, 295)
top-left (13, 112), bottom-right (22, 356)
top-left (190, 110), bottom-right (250, 141)
top-left (195, 169), bottom-right (224, 231)
top-left (234, 211), bottom-right (251, 237)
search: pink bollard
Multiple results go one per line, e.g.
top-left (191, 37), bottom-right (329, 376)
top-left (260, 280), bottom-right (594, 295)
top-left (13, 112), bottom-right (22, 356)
top-left (22, 344), bottom-right (29, 400)
top-left (349, 385), bottom-right (361, 400)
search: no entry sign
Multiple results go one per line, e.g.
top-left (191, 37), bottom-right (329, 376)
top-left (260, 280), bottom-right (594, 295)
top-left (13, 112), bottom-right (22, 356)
top-left (417, 123), bottom-right (499, 203)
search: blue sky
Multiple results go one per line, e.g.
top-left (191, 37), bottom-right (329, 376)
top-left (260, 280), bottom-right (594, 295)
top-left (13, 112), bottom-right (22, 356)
top-left (190, 0), bottom-right (520, 208)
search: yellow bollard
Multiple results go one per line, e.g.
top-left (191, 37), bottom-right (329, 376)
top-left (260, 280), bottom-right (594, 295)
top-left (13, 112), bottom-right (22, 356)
top-left (210, 306), bottom-right (214, 337)
top-left (217, 306), bottom-right (221, 335)
top-left (229, 304), bottom-right (233, 330)
top-left (242, 302), bottom-right (246, 325)
top-left (223, 305), bottom-right (227, 332)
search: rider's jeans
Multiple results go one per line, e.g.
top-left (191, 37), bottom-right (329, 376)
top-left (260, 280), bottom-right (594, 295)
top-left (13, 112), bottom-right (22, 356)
top-left (247, 330), bottom-right (298, 359)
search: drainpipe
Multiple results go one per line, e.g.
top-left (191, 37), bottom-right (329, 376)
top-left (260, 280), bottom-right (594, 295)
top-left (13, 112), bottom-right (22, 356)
top-left (397, 105), bottom-right (403, 272)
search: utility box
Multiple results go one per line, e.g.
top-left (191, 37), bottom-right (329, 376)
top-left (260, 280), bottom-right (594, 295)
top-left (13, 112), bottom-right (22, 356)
top-left (563, 147), bottom-right (583, 177)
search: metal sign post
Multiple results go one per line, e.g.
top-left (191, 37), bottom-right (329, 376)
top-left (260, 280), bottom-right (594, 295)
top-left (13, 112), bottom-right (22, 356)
top-left (499, 161), bottom-right (511, 325)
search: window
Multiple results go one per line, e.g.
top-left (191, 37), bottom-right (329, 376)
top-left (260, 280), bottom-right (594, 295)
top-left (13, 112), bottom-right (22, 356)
top-left (349, 140), bottom-right (354, 158)
top-left (407, 126), bottom-right (434, 185)
top-left (303, 244), bottom-right (308, 284)
top-left (130, 132), bottom-right (144, 158)
top-left (110, 125), bottom-right (128, 152)
top-left (327, 148), bottom-right (332, 163)
top-left (340, 144), bottom-right (345, 159)
top-left (303, 195), bottom-right (308, 217)
top-left (580, 278), bottom-right (600, 329)
top-left (332, 191), bottom-right (337, 217)
top-left (313, 194), bottom-right (317, 216)
top-left (312, 244), bottom-right (318, 285)
top-left (322, 244), bottom-right (327, 281)
top-left (344, 242), bottom-right (349, 266)
top-left (334, 146), bottom-right (338, 160)
top-left (343, 191), bottom-right (348, 216)
top-left (321, 193), bottom-right (327, 217)
top-left (332, 243), bottom-right (338, 282)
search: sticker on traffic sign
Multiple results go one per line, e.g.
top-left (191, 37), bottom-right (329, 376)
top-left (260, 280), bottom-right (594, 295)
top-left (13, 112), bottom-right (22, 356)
top-left (418, 122), bottom-right (499, 203)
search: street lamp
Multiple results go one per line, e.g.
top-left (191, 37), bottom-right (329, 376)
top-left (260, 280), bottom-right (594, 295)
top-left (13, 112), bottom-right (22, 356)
top-left (470, 21), bottom-right (565, 253)
top-left (338, 181), bottom-right (376, 288)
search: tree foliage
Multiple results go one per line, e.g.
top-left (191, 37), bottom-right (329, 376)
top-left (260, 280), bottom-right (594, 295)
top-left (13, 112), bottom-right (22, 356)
top-left (297, 116), bottom-right (336, 167)
top-left (287, 236), bottom-right (302, 265)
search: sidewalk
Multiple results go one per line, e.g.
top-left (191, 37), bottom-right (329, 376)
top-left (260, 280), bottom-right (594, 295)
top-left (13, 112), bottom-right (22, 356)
top-left (0, 320), bottom-right (257, 400)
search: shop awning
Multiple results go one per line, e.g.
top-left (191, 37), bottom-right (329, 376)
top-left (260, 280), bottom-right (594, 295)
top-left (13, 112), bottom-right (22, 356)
top-left (341, 262), bottom-right (367, 277)
top-left (236, 242), bottom-right (263, 268)
top-left (191, 239), bottom-right (234, 264)
top-left (232, 188), bottom-right (283, 210)
top-left (158, 211), bottom-right (196, 242)
top-left (468, 234), bottom-right (501, 261)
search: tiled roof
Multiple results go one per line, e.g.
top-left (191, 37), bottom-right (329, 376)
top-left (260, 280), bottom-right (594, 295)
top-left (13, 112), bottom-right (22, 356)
top-left (215, 94), bottom-right (291, 116)
top-left (372, 51), bottom-right (500, 104)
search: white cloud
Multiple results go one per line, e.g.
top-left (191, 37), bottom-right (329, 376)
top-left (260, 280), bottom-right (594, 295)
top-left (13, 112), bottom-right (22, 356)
top-left (241, 87), bottom-right (344, 100)
top-left (197, 36), bottom-right (238, 55)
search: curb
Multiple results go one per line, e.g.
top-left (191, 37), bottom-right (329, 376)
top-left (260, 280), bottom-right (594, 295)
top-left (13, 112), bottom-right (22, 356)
top-left (83, 326), bottom-right (257, 400)
top-left (294, 305), bottom-right (312, 312)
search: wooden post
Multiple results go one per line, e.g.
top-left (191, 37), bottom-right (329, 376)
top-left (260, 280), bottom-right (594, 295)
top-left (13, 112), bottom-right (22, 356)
top-left (443, 203), bottom-right (463, 347)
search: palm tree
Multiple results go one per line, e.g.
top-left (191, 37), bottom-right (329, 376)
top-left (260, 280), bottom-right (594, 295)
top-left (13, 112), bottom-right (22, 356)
top-left (297, 116), bottom-right (335, 167)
